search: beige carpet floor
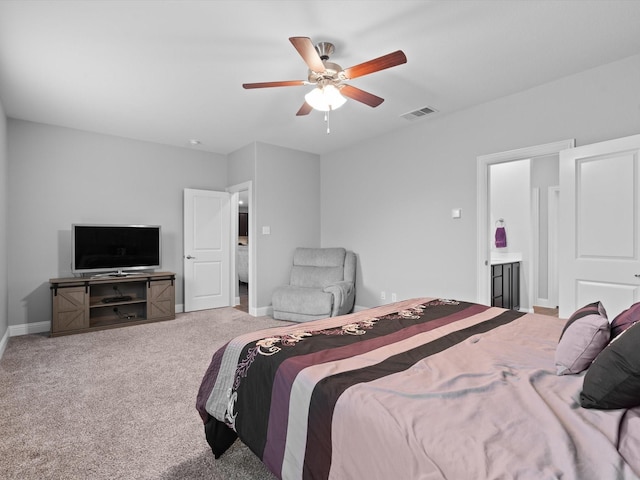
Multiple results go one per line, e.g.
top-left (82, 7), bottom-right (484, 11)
top-left (0, 308), bottom-right (288, 480)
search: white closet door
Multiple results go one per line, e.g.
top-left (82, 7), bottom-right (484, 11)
top-left (559, 134), bottom-right (640, 319)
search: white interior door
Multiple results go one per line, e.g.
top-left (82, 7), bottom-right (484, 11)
top-left (559, 134), bottom-right (640, 319)
top-left (183, 188), bottom-right (231, 312)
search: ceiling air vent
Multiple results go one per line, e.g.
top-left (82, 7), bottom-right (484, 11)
top-left (401, 106), bottom-right (437, 121)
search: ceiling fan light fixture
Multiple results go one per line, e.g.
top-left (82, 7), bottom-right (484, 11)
top-left (243, 37), bottom-right (407, 116)
top-left (304, 84), bottom-right (346, 111)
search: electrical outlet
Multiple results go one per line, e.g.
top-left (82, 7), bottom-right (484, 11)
top-left (380, 291), bottom-right (386, 300)
top-left (391, 293), bottom-right (397, 302)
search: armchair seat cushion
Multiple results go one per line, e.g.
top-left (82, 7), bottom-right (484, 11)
top-left (272, 285), bottom-right (333, 317)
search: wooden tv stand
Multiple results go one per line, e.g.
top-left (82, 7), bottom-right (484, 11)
top-left (49, 272), bottom-right (176, 336)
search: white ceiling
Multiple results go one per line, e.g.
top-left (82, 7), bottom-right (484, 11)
top-left (1, 1), bottom-right (640, 156)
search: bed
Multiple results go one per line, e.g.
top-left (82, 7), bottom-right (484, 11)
top-left (196, 297), bottom-right (640, 479)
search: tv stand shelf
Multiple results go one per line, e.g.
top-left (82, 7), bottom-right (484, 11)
top-left (49, 272), bottom-right (175, 336)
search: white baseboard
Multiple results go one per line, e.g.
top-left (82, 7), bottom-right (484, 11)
top-left (353, 304), bottom-right (368, 312)
top-left (0, 327), bottom-right (9, 360)
top-left (253, 305), bottom-right (272, 317)
top-left (9, 321), bottom-right (51, 337)
top-left (533, 298), bottom-right (556, 309)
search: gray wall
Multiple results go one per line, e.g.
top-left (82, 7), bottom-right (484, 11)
top-left (254, 142), bottom-right (320, 309)
top-left (0, 99), bottom-right (7, 347)
top-left (229, 141), bottom-right (321, 312)
top-left (321, 53), bottom-right (640, 308)
top-left (228, 143), bottom-right (256, 187)
top-left (7, 120), bottom-right (227, 327)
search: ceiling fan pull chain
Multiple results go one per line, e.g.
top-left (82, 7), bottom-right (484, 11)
top-left (325, 109), bottom-right (331, 134)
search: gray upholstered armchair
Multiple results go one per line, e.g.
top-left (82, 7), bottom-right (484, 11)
top-left (271, 247), bottom-right (356, 322)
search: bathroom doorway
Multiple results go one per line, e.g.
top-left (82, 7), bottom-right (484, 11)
top-left (477, 140), bottom-right (574, 311)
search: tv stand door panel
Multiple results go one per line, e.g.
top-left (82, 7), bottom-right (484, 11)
top-left (147, 279), bottom-right (175, 320)
top-left (52, 286), bottom-right (90, 333)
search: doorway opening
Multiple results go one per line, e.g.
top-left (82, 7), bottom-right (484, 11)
top-left (227, 181), bottom-right (254, 315)
top-left (236, 190), bottom-right (249, 312)
top-left (476, 140), bottom-right (574, 311)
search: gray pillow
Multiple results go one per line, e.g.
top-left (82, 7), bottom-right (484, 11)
top-left (554, 301), bottom-right (610, 375)
top-left (581, 321), bottom-right (640, 409)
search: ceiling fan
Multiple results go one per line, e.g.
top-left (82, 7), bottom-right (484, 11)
top-left (242, 37), bottom-right (407, 116)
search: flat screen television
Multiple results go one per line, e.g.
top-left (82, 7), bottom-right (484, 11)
top-left (72, 224), bottom-right (161, 276)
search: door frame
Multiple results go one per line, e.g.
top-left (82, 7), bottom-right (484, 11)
top-left (476, 139), bottom-right (574, 306)
top-left (547, 186), bottom-right (560, 308)
top-left (227, 181), bottom-right (256, 315)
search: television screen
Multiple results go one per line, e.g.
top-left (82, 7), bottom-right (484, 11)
top-left (72, 224), bottom-right (161, 275)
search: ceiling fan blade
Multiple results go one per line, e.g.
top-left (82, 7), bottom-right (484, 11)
top-left (342, 50), bottom-right (407, 79)
top-left (289, 37), bottom-right (326, 73)
top-left (243, 80), bottom-right (306, 89)
top-left (296, 102), bottom-right (313, 116)
top-left (340, 85), bottom-right (384, 108)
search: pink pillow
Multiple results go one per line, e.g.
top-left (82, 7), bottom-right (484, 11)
top-left (555, 301), bottom-right (610, 375)
top-left (611, 302), bottom-right (640, 339)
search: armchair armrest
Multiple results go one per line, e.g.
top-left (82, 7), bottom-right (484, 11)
top-left (323, 281), bottom-right (355, 316)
